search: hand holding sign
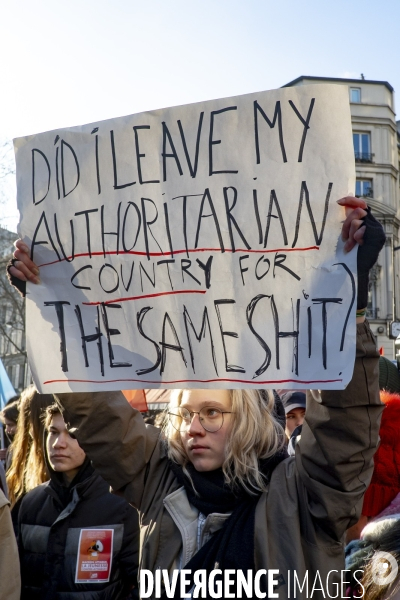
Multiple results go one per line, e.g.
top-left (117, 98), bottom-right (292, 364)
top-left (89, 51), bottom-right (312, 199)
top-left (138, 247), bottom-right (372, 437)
top-left (10, 240), bottom-right (40, 284)
top-left (336, 195), bottom-right (386, 312)
top-left (337, 196), bottom-right (368, 254)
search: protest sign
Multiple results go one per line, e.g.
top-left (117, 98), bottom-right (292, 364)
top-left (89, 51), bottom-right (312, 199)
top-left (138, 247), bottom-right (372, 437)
top-left (75, 529), bottom-right (113, 583)
top-left (14, 84), bottom-right (356, 392)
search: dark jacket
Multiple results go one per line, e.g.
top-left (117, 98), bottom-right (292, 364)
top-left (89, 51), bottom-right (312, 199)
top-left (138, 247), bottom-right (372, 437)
top-left (18, 459), bottom-right (139, 600)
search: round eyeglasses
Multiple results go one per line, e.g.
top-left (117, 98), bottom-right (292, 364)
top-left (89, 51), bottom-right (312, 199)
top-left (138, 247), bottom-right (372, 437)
top-left (167, 406), bottom-right (233, 433)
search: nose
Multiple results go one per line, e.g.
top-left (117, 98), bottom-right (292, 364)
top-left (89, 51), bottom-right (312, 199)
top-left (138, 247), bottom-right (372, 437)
top-left (187, 413), bottom-right (205, 436)
top-left (295, 415), bottom-right (304, 428)
top-left (53, 432), bottom-right (68, 448)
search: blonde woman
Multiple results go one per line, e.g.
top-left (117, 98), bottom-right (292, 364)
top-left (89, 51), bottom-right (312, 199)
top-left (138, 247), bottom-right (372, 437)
top-left (8, 197), bottom-right (386, 597)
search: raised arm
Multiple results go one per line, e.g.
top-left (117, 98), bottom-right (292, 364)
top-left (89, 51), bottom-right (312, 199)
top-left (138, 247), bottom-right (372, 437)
top-left (54, 391), bottom-right (166, 509)
top-left (294, 199), bottom-right (386, 541)
top-left (295, 320), bottom-right (383, 541)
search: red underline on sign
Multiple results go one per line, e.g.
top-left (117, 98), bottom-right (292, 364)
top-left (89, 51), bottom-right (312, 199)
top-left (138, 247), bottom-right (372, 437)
top-left (82, 289), bottom-right (206, 306)
top-left (37, 246), bottom-right (319, 267)
top-left (43, 377), bottom-right (343, 385)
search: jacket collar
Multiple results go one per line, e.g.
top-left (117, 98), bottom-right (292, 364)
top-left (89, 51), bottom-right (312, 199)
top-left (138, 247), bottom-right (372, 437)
top-left (163, 486), bottom-right (230, 567)
top-left (44, 468), bottom-right (103, 510)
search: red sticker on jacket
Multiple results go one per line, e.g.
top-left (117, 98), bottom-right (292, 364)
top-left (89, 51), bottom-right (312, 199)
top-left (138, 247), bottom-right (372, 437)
top-left (75, 529), bottom-right (114, 583)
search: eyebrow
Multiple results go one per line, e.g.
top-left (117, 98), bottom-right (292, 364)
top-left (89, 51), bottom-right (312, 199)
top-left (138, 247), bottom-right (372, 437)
top-left (180, 400), bottom-right (228, 410)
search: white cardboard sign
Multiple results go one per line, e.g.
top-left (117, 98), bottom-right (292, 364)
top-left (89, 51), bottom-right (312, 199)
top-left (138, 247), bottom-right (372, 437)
top-left (14, 84), bottom-right (356, 392)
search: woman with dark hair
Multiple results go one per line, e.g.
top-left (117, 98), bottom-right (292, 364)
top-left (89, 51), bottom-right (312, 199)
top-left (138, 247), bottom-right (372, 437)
top-left (17, 403), bottom-right (139, 600)
top-left (1, 400), bottom-right (20, 440)
top-left (0, 399), bottom-right (20, 469)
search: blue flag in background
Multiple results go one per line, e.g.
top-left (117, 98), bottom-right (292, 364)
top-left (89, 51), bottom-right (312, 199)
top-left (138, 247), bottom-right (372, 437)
top-left (0, 358), bottom-right (16, 409)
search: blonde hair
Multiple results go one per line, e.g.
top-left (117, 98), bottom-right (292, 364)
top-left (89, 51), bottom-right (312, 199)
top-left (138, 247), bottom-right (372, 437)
top-left (6, 385), bottom-right (54, 508)
top-left (359, 553), bottom-right (400, 600)
top-left (164, 389), bottom-right (285, 494)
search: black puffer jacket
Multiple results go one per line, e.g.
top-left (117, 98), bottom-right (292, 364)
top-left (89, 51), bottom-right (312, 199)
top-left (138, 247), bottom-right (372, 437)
top-left (18, 459), bottom-right (139, 600)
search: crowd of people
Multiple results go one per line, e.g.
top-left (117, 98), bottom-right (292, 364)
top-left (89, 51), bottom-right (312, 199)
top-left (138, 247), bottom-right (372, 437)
top-left (0, 197), bottom-right (399, 599)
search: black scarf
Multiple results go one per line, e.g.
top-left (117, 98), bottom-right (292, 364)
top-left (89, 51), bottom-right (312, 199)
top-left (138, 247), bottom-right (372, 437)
top-left (164, 450), bottom-right (288, 599)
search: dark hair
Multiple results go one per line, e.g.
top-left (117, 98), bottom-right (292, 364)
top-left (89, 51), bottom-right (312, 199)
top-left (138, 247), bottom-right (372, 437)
top-left (5, 395), bottom-right (19, 406)
top-left (1, 400), bottom-right (19, 424)
top-left (143, 409), bottom-right (165, 427)
top-left (43, 403), bottom-right (61, 430)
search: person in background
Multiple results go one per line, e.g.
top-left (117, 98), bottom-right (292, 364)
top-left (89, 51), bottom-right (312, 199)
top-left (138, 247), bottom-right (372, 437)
top-left (345, 390), bottom-right (400, 596)
top-left (1, 399), bottom-right (19, 441)
top-left (18, 403), bottom-right (139, 600)
top-left (6, 385), bottom-right (53, 533)
top-left (0, 487), bottom-right (21, 600)
top-left (0, 461), bottom-right (8, 497)
top-left (346, 515), bottom-right (400, 599)
top-left (280, 390), bottom-right (306, 455)
top-left (143, 409), bottom-right (165, 427)
top-left (346, 389), bottom-right (400, 543)
top-left (0, 399), bottom-right (20, 467)
top-left (281, 390), bottom-right (306, 438)
top-left (378, 355), bottom-right (400, 394)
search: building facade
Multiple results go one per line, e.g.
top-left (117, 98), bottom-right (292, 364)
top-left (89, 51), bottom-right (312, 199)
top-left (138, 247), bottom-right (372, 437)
top-left (284, 76), bottom-right (400, 358)
top-left (0, 226), bottom-right (29, 393)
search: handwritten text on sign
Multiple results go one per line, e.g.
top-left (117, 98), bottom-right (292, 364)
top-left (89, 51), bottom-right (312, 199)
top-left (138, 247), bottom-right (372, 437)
top-left (15, 84), bottom-right (356, 392)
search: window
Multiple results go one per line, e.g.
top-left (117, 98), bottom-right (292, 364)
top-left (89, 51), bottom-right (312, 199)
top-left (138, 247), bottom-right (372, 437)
top-left (19, 363), bottom-right (26, 389)
top-left (350, 88), bottom-right (361, 103)
top-left (14, 365), bottom-right (20, 389)
top-left (21, 331), bottom-right (26, 352)
top-left (356, 179), bottom-right (373, 198)
top-left (353, 132), bottom-right (372, 162)
top-left (26, 364), bottom-right (33, 386)
top-left (366, 264), bottom-right (381, 320)
top-left (10, 330), bottom-right (15, 354)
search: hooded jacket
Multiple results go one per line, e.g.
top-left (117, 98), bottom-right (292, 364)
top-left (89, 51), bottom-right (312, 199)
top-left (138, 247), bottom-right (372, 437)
top-left (18, 445), bottom-right (139, 600)
top-left (56, 322), bottom-right (383, 600)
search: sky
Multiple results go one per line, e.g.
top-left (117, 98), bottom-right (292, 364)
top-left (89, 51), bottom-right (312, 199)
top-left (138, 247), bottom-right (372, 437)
top-left (1, 0), bottom-right (399, 231)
